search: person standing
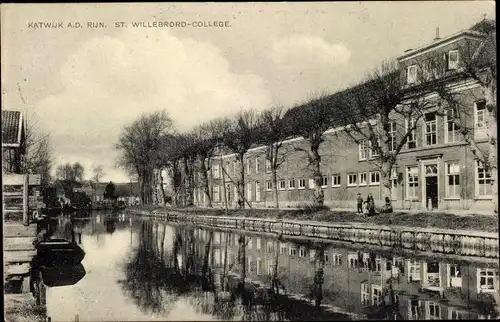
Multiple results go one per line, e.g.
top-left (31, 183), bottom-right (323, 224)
top-left (356, 193), bottom-right (363, 214)
top-left (367, 193), bottom-right (375, 215)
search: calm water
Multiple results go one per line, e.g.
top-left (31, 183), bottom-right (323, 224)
top-left (44, 211), bottom-right (499, 321)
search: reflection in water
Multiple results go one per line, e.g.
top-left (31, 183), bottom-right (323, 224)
top-left (40, 264), bottom-right (86, 287)
top-left (44, 212), bottom-right (500, 321)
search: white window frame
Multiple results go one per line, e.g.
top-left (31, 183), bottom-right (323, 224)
top-left (406, 65), bottom-right (417, 84)
top-left (309, 178), bottom-right (314, 189)
top-left (289, 246), bottom-right (296, 257)
top-left (406, 118), bottom-right (417, 149)
top-left (279, 180), bottom-right (286, 191)
top-left (426, 301), bottom-right (441, 319)
top-left (445, 162), bottom-right (460, 199)
top-left (369, 139), bottom-right (380, 158)
top-left (424, 112), bottom-right (438, 146)
top-left (361, 283), bottom-right (370, 305)
top-left (445, 108), bottom-right (460, 144)
top-left (370, 171), bottom-right (380, 186)
top-left (247, 236), bottom-right (252, 250)
top-left (280, 243), bottom-right (287, 255)
top-left (213, 185), bottom-right (220, 202)
top-left (391, 169), bottom-right (399, 201)
top-left (299, 247), bottom-right (306, 258)
top-left (406, 166), bottom-right (419, 200)
top-left (288, 178), bottom-right (296, 190)
top-left (248, 255), bottom-right (253, 273)
top-left (256, 257), bottom-right (262, 275)
top-left (246, 182), bottom-right (252, 201)
top-left (256, 237), bottom-right (261, 250)
top-left (372, 285), bottom-right (383, 306)
top-left (213, 164), bottom-right (221, 179)
top-left (323, 251), bottom-right (329, 263)
top-left (332, 175), bottom-right (341, 187)
top-left (348, 173), bottom-right (357, 187)
top-left (246, 158), bottom-right (251, 175)
top-left (477, 268), bottom-right (499, 293)
top-left (233, 160), bottom-right (237, 176)
top-left (474, 101), bottom-right (488, 139)
top-left (266, 241), bottom-right (274, 253)
top-left (475, 161), bottom-right (492, 198)
top-left (265, 159), bottom-right (272, 173)
top-left (332, 254), bottom-right (342, 266)
top-left (359, 172), bottom-right (367, 186)
top-left (388, 121), bottom-right (396, 152)
top-left (298, 178), bottom-right (306, 189)
top-left (255, 157), bottom-right (260, 173)
top-left (266, 180), bottom-right (272, 191)
top-left (447, 50), bottom-right (459, 70)
top-left (255, 181), bottom-right (261, 202)
top-left (359, 140), bottom-right (368, 160)
top-left (321, 176), bottom-right (328, 188)
top-left (348, 253), bottom-right (358, 268)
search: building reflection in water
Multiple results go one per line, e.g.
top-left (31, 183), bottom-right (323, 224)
top-left (121, 220), bottom-right (499, 321)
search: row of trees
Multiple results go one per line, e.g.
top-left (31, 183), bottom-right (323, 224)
top-left (116, 22), bottom-right (496, 213)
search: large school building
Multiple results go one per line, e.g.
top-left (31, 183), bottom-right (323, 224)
top-left (187, 19), bottom-right (495, 212)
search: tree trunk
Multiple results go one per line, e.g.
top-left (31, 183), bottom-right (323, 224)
top-left (485, 77), bottom-right (497, 214)
top-left (220, 157), bottom-right (229, 215)
top-left (237, 154), bottom-right (245, 209)
top-left (183, 157), bottom-right (194, 207)
top-left (381, 161), bottom-right (393, 207)
top-left (308, 145), bottom-right (324, 207)
top-left (272, 168), bottom-right (279, 209)
top-left (238, 235), bottom-right (246, 285)
top-left (200, 157), bottom-right (213, 208)
top-left (158, 170), bottom-right (167, 205)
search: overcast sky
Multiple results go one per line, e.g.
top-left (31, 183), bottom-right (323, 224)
top-left (1, 2), bottom-right (495, 183)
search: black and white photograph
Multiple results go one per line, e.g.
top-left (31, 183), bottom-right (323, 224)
top-left (1, 2), bottom-right (498, 321)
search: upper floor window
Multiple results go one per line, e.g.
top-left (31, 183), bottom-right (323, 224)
top-left (388, 121), bottom-right (396, 152)
top-left (279, 180), bottom-right (286, 191)
top-left (288, 178), bottom-right (296, 190)
top-left (476, 161), bottom-right (492, 197)
top-left (255, 157), bottom-right (260, 173)
top-left (369, 139), bottom-right (380, 158)
top-left (265, 159), bottom-right (272, 173)
top-left (246, 158), bottom-right (252, 175)
top-left (359, 173), bottom-right (367, 186)
top-left (213, 164), bottom-right (221, 179)
top-left (321, 176), bottom-right (328, 188)
top-left (213, 185), bottom-right (220, 202)
top-left (446, 50), bottom-right (459, 70)
top-left (406, 65), bottom-right (417, 84)
top-left (424, 112), bottom-right (438, 146)
top-left (446, 162), bottom-right (460, 198)
top-left (370, 172), bottom-right (380, 185)
top-left (266, 180), bottom-right (272, 191)
top-left (332, 175), bottom-right (341, 187)
top-left (475, 101), bottom-right (487, 139)
top-left (359, 140), bottom-right (368, 160)
top-left (406, 118), bottom-right (417, 149)
top-left (298, 178), bottom-right (306, 189)
top-left (233, 161), bottom-right (237, 176)
top-left (445, 108), bottom-right (460, 143)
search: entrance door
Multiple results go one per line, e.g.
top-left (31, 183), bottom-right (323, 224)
top-left (425, 164), bottom-right (439, 209)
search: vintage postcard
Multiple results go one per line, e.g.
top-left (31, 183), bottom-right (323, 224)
top-left (1, 2), bottom-right (498, 321)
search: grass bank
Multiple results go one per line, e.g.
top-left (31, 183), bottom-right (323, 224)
top-left (4, 294), bottom-right (46, 322)
top-left (130, 205), bottom-right (498, 233)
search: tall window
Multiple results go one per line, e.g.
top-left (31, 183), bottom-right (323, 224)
top-left (446, 108), bottom-right (460, 143)
top-left (298, 178), bottom-right (306, 189)
top-left (446, 50), bottom-right (459, 70)
top-left (391, 169), bottom-right (399, 200)
top-left (265, 159), bottom-right (272, 173)
top-left (321, 176), bottom-right (328, 187)
top-left (233, 161), bottom-right (237, 176)
top-left (288, 178), bottom-right (296, 190)
top-left (266, 180), bottom-right (272, 191)
top-left (424, 112), bottom-right (438, 146)
top-left (348, 174), bottom-right (357, 186)
top-left (255, 157), bottom-right (260, 173)
top-left (359, 140), bottom-right (368, 160)
top-left (476, 161), bottom-right (492, 197)
top-left (407, 166), bottom-right (419, 199)
top-left (475, 101), bottom-right (487, 138)
top-left (406, 118), bottom-right (417, 149)
top-left (279, 180), bottom-right (286, 190)
top-left (359, 173), bottom-right (367, 186)
top-left (388, 121), bottom-right (396, 152)
top-left (246, 182), bottom-right (252, 201)
top-left (246, 158), bottom-right (251, 175)
top-left (309, 178), bottom-right (315, 189)
top-left (446, 162), bottom-right (460, 198)
top-left (370, 172), bottom-right (380, 185)
top-left (332, 175), bottom-right (341, 187)
top-left (406, 65), bottom-right (417, 84)
top-left (248, 256), bottom-right (253, 273)
top-left (372, 286), bottom-right (383, 306)
top-left (213, 185), bottom-right (220, 202)
top-left (369, 139), bottom-right (380, 158)
top-left (213, 164), bottom-right (221, 179)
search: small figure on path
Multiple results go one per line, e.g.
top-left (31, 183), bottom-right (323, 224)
top-left (356, 193), bottom-right (363, 214)
top-left (366, 193), bottom-right (375, 215)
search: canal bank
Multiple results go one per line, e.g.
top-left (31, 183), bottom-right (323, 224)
top-left (126, 207), bottom-right (499, 260)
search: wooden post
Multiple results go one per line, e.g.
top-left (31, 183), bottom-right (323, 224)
top-left (23, 174), bottom-right (29, 226)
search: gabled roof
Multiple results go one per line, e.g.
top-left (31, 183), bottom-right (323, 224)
top-left (2, 110), bottom-right (24, 147)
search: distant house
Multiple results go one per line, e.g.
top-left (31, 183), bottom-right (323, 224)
top-left (92, 182), bottom-right (108, 202)
top-left (2, 110), bottom-right (26, 174)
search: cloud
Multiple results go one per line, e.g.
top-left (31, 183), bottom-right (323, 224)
top-left (35, 28), bottom-right (272, 182)
top-left (269, 34), bottom-right (351, 70)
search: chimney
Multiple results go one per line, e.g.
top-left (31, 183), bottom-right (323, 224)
top-left (434, 27), bottom-right (440, 41)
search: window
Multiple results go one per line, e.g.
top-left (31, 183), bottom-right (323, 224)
top-left (309, 178), bottom-right (314, 189)
top-left (332, 254), bottom-right (342, 266)
top-left (391, 169), bottom-right (399, 200)
top-left (279, 180), bottom-right (286, 191)
top-left (359, 140), bottom-right (368, 160)
top-left (298, 178), bottom-right (306, 189)
top-left (406, 65), bottom-right (417, 84)
top-left (408, 260), bottom-right (421, 282)
top-left (427, 301), bottom-right (441, 319)
top-left (266, 181), bottom-right (272, 191)
top-left (265, 159), bottom-right (271, 173)
top-left (288, 179), bottom-right (296, 190)
top-left (256, 258), bottom-right (262, 275)
top-left (256, 237), bottom-right (261, 250)
top-left (449, 309), bottom-right (466, 320)
top-left (407, 166), bottom-right (419, 199)
top-left (476, 161), bottom-right (492, 197)
top-left (477, 268), bottom-right (498, 293)
top-left (446, 162), bottom-right (460, 198)
top-left (299, 247), bottom-right (306, 258)
top-left (233, 161), bottom-right (237, 176)
top-left (422, 58), bottom-right (436, 80)
top-left (348, 254), bottom-right (358, 268)
top-left (213, 164), bottom-right (221, 179)
top-left (321, 176), bottom-right (328, 188)
top-left (266, 241), bottom-right (274, 253)
top-left (213, 186), bottom-right (220, 202)
top-left (406, 118), bottom-right (417, 149)
top-left (332, 175), bottom-right (341, 187)
top-left (348, 174), bottom-right (357, 186)
top-left (359, 173), bottom-right (367, 186)
top-left (424, 112), bottom-right (438, 146)
top-left (289, 246), bottom-right (296, 257)
top-left (255, 157), bottom-right (260, 173)
top-left (324, 251), bottom-right (329, 264)
top-left (372, 285), bottom-right (383, 306)
top-left (446, 50), bottom-right (459, 70)
top-left (446, 108), bottom-right (460, 143)
top-left (280, 243), bottom-right (287, 255)
top-left (361, 283), bottom-right (370, 305)
top-left (475, 101), bottom-right (487, 138)
top-left (246, 158), bottom-right (251, 175)
top-left (369, 139), bottom-right (380, 158)
top-left (247, 237), bottom-right (252, 250)
top-left (246, 182), bottom-right (252, 201)
top-left (388, 121), bottom-right (396, 152)
top-left (370, 172), bottom-right (380, 185)
top-left (267, 263), bottom-right (274, 276)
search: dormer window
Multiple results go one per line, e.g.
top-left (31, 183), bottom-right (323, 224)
top-left (406, 65), bottom-right (417, 84)
top-left (446, 50), bottom-right (459, 70)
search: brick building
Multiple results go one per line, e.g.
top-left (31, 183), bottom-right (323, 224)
top-left (188, 19), bottom-right (495, 212)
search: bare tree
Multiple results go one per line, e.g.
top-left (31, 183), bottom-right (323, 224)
top-left (116, 110), bottom-right (173, 205)
top-left (220, 111), bottom-right (260, 209)
top-left (92, 165), bottom-right (105, 183)
top-left (285, 93), bottom-right (336, 207)
top-left (56, 162), bottom-right (85, 182)
top-left (336, 61), bottom-right (429, 205)
top-left (257, 105), bottom-right (289, 208)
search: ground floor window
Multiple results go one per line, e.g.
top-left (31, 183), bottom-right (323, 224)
top-left (426, 301), bottom-right (441, 320)
top-left (266, 181), bottom-right (272, 191)
top-left (370, 171), bottom-right (380, 185)
top-left (477, 268), bottom-right (499, 293)
top-left (372, 285), bottom-right (383, 306)
top-left (446, 162), bottom-right (460, 198)
top-left (298, 178), bottom-right (306, 189)
top-left (407, 166), bottom-right (419, 199)
top-left (332, 174), bottom-right (341, 187)
top-left (361, 283), bottom-right (370, 305)
top-left (279, 180), bottom-right (286, 190)
top-left (476, 161), bottom-right (492, 197)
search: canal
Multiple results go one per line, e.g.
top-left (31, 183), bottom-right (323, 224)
top-left (43, 211), bottom-right (499, 321)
